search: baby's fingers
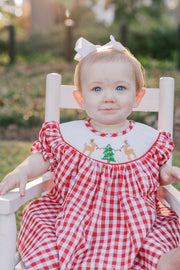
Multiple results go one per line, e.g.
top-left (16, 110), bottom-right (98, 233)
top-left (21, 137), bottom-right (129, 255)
top-left (0, 179), bottom-right (12, 195)
top-left (19, 179), bottom-right (27, 197)
top-left (172, 166), bottom-right (180, 182)
top-left (0, 182), bottom-right (5, 195)
top-left (0, 172), bottom-right (26, 195)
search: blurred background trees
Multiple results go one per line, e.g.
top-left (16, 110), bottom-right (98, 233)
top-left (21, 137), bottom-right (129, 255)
top-left (0, 0), bottom-right (179, 130)
top-left (0, 0), bottom-right (179, 65)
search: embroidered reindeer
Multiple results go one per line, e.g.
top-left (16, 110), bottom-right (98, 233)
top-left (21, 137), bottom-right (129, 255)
top-left (123, 140), bottom-right (136, 161)
top-left (82, 139), bottom-right (97, 157)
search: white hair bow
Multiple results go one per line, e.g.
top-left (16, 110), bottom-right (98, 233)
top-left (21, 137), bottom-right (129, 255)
top-left (74, 35), bottom-right (125, 61)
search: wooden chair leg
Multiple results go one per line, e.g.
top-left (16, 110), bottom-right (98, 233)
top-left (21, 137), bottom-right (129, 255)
top-left (0, 213), bottom-right (16, 270)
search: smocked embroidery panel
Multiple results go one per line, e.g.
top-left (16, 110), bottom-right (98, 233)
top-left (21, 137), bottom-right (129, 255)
top-left (60, 120), bottom-right (159, 164)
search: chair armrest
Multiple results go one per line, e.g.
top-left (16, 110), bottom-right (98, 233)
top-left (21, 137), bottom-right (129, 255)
top-left (158, 185), bottom-right (180, 218)
top-left (0, 173), bottom-right (54, 270)
top-left (0, 172), bottom-right (54, 215)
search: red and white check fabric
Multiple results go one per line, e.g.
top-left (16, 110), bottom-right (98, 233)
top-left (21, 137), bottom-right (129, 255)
top-left (17, 121), bottom-right (180, 270)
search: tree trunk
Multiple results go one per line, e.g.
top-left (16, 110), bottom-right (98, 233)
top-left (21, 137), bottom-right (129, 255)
top-left (120, 22), bottom-right (128, 46)
top-left (30, 0), bottom-right (56, 33)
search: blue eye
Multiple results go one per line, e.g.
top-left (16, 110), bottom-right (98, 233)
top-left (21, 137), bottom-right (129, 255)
top-left (93, 87), bottom-right (102, 92)
top-left (116, 85), bottom-right (125, 91)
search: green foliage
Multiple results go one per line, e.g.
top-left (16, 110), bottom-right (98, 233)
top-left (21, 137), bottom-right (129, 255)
top-left (128, 27), bottom-right (178, 60)
top-left (0, 0), bottom-right (177, 63)
top-left (0, 111), bottom-right (25, 127)
top-left (110, 0), bottom-right (165, 23)
top-left (0, 39), bottom-right (6, 52)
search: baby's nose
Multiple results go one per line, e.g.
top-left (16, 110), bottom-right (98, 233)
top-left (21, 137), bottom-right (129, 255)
top-left (104, 89), bottom-right (115, 102)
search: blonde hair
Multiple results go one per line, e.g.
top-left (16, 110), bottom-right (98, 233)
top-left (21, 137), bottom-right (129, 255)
top-left (74, 48), bottom-right (145, 93)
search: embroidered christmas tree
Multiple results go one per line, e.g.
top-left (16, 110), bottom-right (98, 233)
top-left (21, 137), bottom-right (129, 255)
top-left (102, 144), bottom-right (116, 163)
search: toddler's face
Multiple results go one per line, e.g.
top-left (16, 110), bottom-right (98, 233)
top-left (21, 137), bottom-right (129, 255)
top-left (79, 60), bottom-right (140, 133)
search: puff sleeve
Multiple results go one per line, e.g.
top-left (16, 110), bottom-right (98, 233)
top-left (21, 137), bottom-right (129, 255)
top-left (31, 121), bottom-right (61, 171)
top-left (154, 131), bottom-right (174, 166)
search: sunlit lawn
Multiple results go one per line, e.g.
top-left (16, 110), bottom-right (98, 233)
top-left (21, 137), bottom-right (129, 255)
top-left (0, 140), bottom-right (32, 180)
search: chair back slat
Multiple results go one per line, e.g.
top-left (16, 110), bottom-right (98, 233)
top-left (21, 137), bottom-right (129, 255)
top-left (60, 85), bottom-right (80, 109)
top-left (45, 74), bottom-right (174, 138)
top-left (133, 88), bottom-right (160, 112)
top-left (59, 85), bottom-right (161, 111)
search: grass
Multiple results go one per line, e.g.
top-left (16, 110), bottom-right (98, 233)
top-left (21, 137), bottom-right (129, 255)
top-left (0, 140), bottom-right (32, 180)
top-left (0, 59), bottom-right (76, 127)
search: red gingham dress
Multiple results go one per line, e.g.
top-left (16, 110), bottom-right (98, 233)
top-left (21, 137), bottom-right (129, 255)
top-left (17, 120), bottom-right (180, 270)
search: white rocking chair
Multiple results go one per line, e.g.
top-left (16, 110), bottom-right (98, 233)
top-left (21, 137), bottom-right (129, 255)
top-left (0, 73), bottom-right (180, 270)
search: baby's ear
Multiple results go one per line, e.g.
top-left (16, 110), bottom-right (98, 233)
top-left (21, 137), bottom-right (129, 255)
top-left (134, 88), bottom-right (145, 107)
top-left (73, 90), bottom-right (84, 109)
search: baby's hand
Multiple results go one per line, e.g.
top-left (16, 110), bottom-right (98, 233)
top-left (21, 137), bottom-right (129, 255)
top-left (0, 168), bottom-right (28, 197)
top-left (159, 163), bottom-right (180, 186)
